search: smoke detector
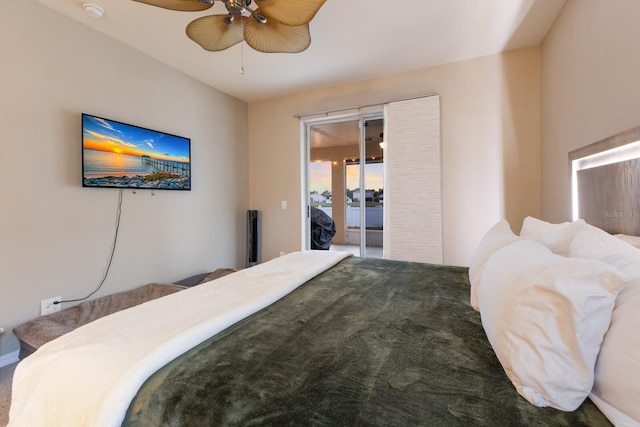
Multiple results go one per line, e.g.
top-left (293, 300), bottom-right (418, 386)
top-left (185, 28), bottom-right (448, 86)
top-left (82, 3), bottom-right (105, 18)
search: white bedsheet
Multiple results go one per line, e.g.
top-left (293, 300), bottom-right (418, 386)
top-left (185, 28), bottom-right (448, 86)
top-left (9, 250), bottom-right (351, 427)
top-left (589, 393), bottom-right (640, 427)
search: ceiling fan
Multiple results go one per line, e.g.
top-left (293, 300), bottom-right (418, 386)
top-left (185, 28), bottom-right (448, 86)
top-left (133, 0), bottom-right (326, 53)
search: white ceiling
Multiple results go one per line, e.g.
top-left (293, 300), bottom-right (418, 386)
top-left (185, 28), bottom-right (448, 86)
top-left (36, 0), bottom-right (566, 103)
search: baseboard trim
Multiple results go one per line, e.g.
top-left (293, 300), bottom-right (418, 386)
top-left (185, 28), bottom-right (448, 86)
top-left (0, 351), bottom-right (19, 368)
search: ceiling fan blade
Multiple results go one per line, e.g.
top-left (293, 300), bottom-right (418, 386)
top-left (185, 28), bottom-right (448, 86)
top-left (254, 0), bottom-right (326, 26)
top-left (244, 18), bottom-right (311, 53)
top-left (186, 15), bottom-right (244, 51)
top-left (132, 0), bottom-right (213, 12)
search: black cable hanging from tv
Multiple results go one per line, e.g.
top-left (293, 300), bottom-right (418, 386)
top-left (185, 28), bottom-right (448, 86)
top-left (55, 188), bottom-right (124, 305)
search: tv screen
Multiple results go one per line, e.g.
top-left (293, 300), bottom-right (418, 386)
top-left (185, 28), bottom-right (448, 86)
top-left (82, 113), bottom-right (191, 190)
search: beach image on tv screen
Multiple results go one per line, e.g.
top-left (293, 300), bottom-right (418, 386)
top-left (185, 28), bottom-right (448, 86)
top-left (82, 114), bottom-right (191, 190)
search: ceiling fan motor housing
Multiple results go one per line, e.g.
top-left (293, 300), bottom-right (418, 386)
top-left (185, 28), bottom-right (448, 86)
top-left (225, 0), bottom-right (248, 15)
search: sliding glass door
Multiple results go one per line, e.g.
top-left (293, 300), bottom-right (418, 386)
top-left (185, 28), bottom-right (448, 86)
top-left (304, 113), bottom-right (384, 257)
top-left (302, 95), bottom-right (442, 263)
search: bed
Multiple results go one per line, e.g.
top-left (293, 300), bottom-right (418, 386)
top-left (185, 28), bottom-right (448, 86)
top-left (9, 248), bottom-right (623, 426)
top-left (8, 128), bottom-right (640, 426)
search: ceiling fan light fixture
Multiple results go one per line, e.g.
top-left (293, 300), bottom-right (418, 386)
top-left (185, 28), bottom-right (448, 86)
top-left (134, 0), bottom-right (325, 53)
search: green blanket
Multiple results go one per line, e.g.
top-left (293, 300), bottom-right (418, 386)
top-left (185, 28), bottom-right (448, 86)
top-left (123, 257), bottom-right (611, 426)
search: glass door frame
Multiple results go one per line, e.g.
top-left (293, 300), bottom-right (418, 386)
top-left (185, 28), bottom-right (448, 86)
top-left (301, 110), bottom-right (384, 255)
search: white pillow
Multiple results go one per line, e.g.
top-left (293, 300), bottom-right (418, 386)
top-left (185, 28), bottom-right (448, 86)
top-left (468, 219), bottom-right (518, 311)
top-left (520, 216), bottom-right (585, 256)
top-left (519, 216), bottom-right (585, 256)
top-left (615, 233), bottom-right (640, 250)
top-left (478, 239), bottom-right (625, 411)
top-left (566, 224), bottom-right (640, 423)
top-left (569, 223), bottom-right (640, 274)
top-left (590, 278), bottom-right (640, 424)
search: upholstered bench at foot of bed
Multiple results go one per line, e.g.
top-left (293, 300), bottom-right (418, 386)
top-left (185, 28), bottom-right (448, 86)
top-left (13, 283), bottom-right (186, 360)
top-left (173, 268), bottom-right (237, 287)
top-left (13, 268), bottom-right (238, 359)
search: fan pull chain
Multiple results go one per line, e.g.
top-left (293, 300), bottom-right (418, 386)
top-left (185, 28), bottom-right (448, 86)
top-left (240, 40), bottom-right (246, 75)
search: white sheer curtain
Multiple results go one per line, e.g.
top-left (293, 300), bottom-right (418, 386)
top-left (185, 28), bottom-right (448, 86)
top-left (383, 95), bottom-right (442, 263)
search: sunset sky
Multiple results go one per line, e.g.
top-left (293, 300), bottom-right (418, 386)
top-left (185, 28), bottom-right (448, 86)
top-left (310, 161), bottom-right (383, 194)
top-left (82, 114), bottom-right (190, 163)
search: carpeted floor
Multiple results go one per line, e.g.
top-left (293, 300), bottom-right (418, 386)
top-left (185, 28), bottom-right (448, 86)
top-left (0, 363), bottom-right (16, 427)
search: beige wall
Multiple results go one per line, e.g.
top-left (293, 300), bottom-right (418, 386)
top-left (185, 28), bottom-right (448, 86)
top-left (541, 0), bottom-right (640, 222)
top-left (0, 1), bottom-right (248, 360)
top-left (248, 47), bottom-right (541, 266)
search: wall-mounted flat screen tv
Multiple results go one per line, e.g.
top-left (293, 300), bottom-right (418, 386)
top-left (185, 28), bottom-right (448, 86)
top-left (82, 113), bottom-right (191, 190)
